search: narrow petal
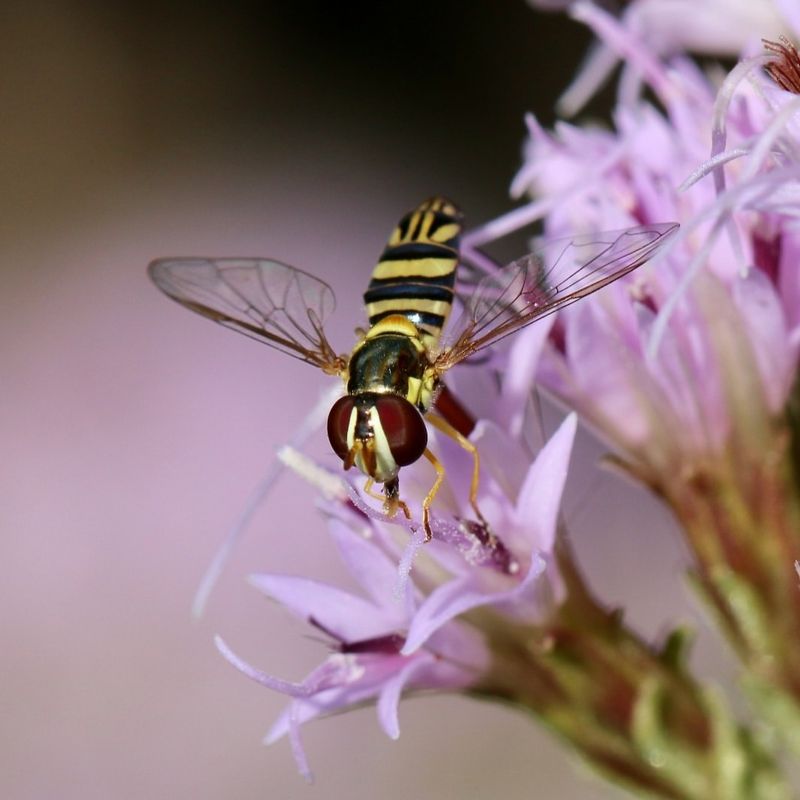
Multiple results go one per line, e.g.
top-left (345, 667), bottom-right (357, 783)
top-left (289, 701), bottom-right (314, 783)
top-left (376, 656), bottom-right (431, 739)
top-left (470, 421), bottom-right (532, 502)
top-left (403, 553), bottom-right (548, 655)
top-left (248, 574), bottom-right (392, 641)
top-left (215, 636), bottom-right (311, 696)
top-left (514, 413), bottom-right (577, 552)
top-left (557, 39), bottom-right (620, 117)
top-left (266, 657), bottom-right (405, 743)
top-left (731, 267), bottom-right (794, 412)
top-left (570, 2), bottom-right (672, 103)
top-left (564, 302), bottom-right (652, 446)
top-left (499, 320), bottom-right (554, 439)
top-left (215, 636), bottom-right (349, 697)
top-left (327, 518), bottom-right (409, 611)
top-left (402, 576), bottom-right (486, 655)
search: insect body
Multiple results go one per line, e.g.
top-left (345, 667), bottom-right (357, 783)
top-left (327, 197), bottom-right (463, 529)
top-left (149, 198), bottom-right (677, 539)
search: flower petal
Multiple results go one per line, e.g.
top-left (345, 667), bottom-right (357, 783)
top-left (470, 420), bottom-right (532, 502)
top-left (376, 655), bottom-right (431, 739)
top-left (775, 0), bottom-right (800, 37)
top-left (327, 518), bottom-right (409, 611)
top-left (401, 575), bottom-right (488, 655)
top-left (248, 573), bottom-right (397, 641)
top-left (402, 552), bottom-right (548, 655)
top-left (289, 701), bottom-right (314, 783)
top-left (216, 636), bottom-right (360, 698)
top-left (514, 413), bottom-right (577, 552)
top-left (499, 320), bottom-right (554, 439)
top-left (732, 266), bottom-right (795, 413)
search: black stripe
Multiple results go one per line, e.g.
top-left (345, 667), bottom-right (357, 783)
top-left (408, 211), bottom-right (425, 241)
top-left (378, 242), bottom-right (457, 261)
top-left (369, 309), bottom-right (445, 328)
top-left (396, 213), bottom-right (411, 241)
top-left (364, 283), bottom-right (453, 303)
top-left (368, 271), bottom-right (456, 289)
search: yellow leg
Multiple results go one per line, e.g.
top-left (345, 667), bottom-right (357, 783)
top-left (364, 477), bottom-right (410, 521)
top-left (426, 413), bottom-right (486, 526)
top-left (421, 448), bottom-right (446, 541)
top-left (363, 477), bottom-right (383, 504)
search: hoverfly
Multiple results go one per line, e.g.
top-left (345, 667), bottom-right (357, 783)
top-left (149, 197), bottom-right (677, 540)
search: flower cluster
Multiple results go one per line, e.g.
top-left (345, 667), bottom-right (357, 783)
top-left (483, 4), bottom-right (800, 477)
top-left (528, 0), bottom-right (795, 115)
top-left (466, 0), bottom-right (800, 753)
top-left (211, 1), bottom-right (800, 796)
top-left (218, 368), bottom-right (578, 779)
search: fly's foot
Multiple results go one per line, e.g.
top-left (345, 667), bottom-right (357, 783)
top-left (382, 477), bottom-right (411, 521)
top-left (421, 507), bottom-right (433, 542)
top-left (383, 495), bottom-right (411, 521)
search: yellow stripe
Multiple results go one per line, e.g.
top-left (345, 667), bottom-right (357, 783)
top-left (365, 315), bottom-right (421, 339)
top-left (372, 257), bottom-right (456, 280)
top-left (435, 199), bottom-right (459, 217)
top-left (429, 223), bottom-right (460, 243)
top-left (366, 298), bottom-right (452, 317)
top-left (419, 212), bottom-right (434, 239)
top-left (421, 197), bottom-right (458, 217)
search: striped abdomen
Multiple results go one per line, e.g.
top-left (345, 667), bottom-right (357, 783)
top-left (363, 197), bottom-right (462, 348)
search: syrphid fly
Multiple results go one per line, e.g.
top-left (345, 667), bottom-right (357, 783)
top-left (149, 197), bottom-right (677, 540)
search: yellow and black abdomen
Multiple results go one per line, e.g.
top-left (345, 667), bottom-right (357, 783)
top-left (363, 197), bottom-right (462, 348)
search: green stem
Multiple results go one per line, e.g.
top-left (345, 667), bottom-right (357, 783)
top-left (661, 420), bottom-right (800, 748)
top-left (470, 538), bottom-right (789, 800)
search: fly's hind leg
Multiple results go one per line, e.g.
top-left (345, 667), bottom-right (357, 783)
top-left (426, 413), bottom-right (488, 530)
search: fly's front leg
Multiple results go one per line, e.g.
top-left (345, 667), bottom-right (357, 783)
top-left (426, 412), bottom-right (488, 530)
top-left (363, 477), bottom-right (384, 504)
top-left (381, 476), bottom-right (411, 521)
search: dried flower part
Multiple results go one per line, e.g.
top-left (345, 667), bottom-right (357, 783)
top-left (764, 36), bottom-right (800, 93)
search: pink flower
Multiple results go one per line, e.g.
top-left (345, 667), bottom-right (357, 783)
top-left (528, 0), bottom-right (796, 114)
top-left (217, 380), bottom-right (578, 778)
top-left (467, 2), bottom-right (800, 747)
top-left (468, 4), bottom-right (800, 475)
top-left (216, 515), bottom-right (490, 781)
top-left (206, 5), bottom-right (800, 791)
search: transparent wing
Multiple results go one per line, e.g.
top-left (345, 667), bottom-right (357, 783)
top-left (148, 257), bottom-right (345, 373)
top-left (436, 222), bottom-right (678, 370)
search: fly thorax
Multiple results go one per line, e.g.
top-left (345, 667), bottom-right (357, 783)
top-left (346, 328), bottom-right (429, 408)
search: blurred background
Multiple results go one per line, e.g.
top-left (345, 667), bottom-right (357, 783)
top-left (1, 3), bottom-right (729, 798)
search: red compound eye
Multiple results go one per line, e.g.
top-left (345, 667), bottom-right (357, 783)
top-left (327, 395), bottom-right (355, 460)
top-left (374, 395), bottom-right (427, 467)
